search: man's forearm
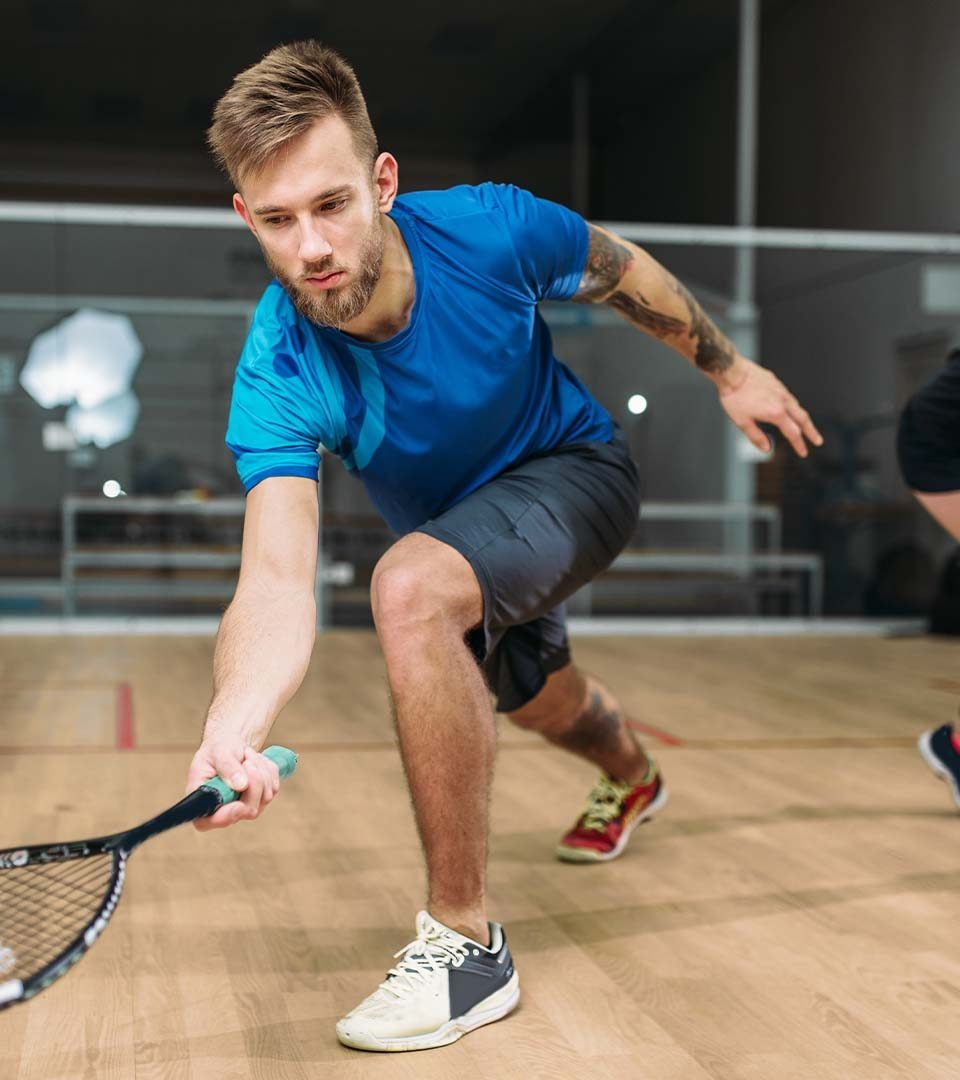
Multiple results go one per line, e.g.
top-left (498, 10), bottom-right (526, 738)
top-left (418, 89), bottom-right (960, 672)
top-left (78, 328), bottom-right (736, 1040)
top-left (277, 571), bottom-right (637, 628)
top-left (204, 582), bottom-right (316, 746)
top-left (574, 224), bottom-right (743, 387)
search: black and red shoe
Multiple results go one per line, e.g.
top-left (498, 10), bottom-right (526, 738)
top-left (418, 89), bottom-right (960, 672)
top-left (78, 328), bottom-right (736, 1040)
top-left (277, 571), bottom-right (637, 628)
top-left (556, 764), bottom-right (668, 863)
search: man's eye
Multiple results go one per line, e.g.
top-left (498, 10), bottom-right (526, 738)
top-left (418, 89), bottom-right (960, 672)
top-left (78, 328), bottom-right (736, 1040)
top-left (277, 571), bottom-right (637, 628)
top-left (264, 217), bottom-right (287, 226)
top-left (320, 200), bottom-right (346, 213)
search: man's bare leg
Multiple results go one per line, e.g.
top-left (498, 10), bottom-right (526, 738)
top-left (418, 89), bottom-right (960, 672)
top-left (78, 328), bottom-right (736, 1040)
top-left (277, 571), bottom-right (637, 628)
top-left (371, 532), bottom-right (493, 945)
top-left (510, 662), bottom-right (663, 862)
top-left (509, 663), bottom-right (651, 782)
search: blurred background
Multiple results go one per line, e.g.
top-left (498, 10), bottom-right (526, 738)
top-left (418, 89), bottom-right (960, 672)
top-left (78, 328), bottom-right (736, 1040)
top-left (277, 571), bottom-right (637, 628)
top-left (1, 0), bottom-right (959, 625)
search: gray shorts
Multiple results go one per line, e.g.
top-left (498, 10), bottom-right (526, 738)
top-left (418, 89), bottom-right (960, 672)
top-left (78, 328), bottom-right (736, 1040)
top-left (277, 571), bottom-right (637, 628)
top-left (417, 429), bottom-right (640, 712)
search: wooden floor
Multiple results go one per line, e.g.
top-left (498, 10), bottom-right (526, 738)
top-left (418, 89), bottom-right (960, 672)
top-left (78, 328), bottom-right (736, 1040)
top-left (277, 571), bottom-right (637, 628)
top-left (2, 630), bottom-right (960, 1079)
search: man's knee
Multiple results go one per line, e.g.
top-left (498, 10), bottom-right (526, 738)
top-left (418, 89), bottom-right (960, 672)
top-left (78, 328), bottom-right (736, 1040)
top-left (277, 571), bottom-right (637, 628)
top-left (371, 533), bottom-right (482, 636)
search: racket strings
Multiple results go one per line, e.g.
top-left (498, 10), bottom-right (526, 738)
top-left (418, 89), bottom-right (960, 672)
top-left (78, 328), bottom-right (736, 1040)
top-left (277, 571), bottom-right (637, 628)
top-left (0, 853), bottom-right (118, 981)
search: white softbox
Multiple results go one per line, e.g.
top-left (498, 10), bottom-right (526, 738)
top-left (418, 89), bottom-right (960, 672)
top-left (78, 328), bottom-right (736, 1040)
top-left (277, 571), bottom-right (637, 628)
top-left (66, 390), bottom-right (141, 450)
top-left (20, 308), bottom-right (143, 411)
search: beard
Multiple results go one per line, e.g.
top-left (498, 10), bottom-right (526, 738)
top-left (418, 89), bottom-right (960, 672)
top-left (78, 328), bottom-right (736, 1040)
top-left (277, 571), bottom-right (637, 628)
top-left (266, 213), bottom-right (384, 330)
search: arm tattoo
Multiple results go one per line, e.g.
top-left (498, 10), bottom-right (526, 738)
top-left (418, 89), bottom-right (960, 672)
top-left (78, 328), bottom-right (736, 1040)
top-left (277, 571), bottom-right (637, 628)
top-left (574, 224), bottom-right (735, 374)
top-left (671, 279), bottom-right (735, 374)
top-left (574, 225), bottom-right (634, 302)
top-left (609, 291), bottom-right (688, 338)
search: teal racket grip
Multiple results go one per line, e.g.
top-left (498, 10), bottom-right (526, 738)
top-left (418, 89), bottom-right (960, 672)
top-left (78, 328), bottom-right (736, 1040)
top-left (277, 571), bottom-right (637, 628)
top-left (200, 745), bottom-right (298, 807)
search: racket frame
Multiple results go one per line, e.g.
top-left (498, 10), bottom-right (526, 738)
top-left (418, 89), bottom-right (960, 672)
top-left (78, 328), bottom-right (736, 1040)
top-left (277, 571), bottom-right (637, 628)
top-left (0, 745), bottom-right (297, 1010)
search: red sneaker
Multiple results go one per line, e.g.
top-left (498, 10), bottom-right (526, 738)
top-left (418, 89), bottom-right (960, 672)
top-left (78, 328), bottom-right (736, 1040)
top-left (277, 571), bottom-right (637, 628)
top-left (556, 766), bottom-right (667, 863)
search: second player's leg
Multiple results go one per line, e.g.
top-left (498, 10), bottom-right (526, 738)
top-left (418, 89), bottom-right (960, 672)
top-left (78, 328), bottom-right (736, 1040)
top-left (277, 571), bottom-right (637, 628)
top-left (898, 370), bottom-right (960, 810)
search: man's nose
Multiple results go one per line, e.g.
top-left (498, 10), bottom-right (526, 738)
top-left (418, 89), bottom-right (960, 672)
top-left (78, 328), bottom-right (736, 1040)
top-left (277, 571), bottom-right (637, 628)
top-left (298, 220), bottom-right (333, 263)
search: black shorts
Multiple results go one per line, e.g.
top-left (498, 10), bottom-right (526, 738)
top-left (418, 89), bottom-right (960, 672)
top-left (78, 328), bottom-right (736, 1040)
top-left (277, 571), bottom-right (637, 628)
top-left (417, 429), bottom-right (640, 713)
top-left (898, 349), bottom-right (960, 493)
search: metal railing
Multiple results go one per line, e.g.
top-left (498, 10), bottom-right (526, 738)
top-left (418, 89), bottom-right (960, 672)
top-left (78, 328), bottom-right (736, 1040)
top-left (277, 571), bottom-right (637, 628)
top-left (60, 495), bottom-right (353, 625)
top-left (595, 501), bottom-right (822, 616)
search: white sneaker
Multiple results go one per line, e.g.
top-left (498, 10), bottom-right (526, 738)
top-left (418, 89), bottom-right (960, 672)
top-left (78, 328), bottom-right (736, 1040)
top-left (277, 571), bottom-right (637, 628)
top-left (335, 911), bottom-right (520, 1052)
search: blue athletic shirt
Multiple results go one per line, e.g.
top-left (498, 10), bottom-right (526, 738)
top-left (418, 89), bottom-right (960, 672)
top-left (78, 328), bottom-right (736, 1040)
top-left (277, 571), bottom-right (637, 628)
top-left (226, 182), bottom-right (613, 534)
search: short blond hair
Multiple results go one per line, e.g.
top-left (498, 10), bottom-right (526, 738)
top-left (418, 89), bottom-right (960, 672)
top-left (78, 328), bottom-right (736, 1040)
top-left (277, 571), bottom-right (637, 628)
top-left (207, 41), bottom-right (378, 188)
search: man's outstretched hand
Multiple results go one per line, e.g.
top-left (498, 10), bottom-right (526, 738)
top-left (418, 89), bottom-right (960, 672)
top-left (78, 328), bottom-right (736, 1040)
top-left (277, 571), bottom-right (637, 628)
top-left (718, 357), bottom-right (823, 458)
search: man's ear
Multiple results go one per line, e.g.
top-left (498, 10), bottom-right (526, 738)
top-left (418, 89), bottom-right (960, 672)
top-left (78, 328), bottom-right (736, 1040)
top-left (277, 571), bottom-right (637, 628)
top-left (233, 192), bottom-right (257, 235)
top-left (372, 152), bottom-right (399, 213)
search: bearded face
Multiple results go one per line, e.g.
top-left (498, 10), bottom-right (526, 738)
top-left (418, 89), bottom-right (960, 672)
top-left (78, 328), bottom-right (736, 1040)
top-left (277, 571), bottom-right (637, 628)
top-left (236, 115), bottom-right (397, 332)
top-left (264, 203), bottom-right (385, 329)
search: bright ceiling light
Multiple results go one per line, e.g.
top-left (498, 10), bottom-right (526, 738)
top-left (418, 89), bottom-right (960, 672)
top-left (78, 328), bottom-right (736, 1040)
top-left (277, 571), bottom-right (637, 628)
top-left (627, 394), bottom-right (648, 415)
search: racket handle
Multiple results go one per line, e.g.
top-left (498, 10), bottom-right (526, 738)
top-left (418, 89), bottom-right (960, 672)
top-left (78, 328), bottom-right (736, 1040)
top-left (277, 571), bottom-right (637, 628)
top-left (200, 745), bottom-right (298, 807)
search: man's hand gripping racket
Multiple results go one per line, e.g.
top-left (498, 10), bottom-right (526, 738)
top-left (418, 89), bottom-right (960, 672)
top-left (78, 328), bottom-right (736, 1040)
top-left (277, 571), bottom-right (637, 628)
top-left (0, 745), bottom-right (297, 1010)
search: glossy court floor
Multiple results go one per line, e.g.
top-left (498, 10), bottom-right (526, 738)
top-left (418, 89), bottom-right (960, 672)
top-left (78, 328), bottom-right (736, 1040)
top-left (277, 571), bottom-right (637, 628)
top-left (1, 629), bottom-right (959, 1079)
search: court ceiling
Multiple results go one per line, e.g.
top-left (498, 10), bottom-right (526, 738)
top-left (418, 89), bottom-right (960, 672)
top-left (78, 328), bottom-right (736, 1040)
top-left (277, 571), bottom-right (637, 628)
top-left (4, 0), bottom-right (758, 157)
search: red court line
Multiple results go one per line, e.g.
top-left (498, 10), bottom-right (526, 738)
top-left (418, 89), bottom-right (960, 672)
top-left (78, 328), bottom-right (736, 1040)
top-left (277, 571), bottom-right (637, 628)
top-left (115, 683), bottom-right (135, 750)
top-left (627, 719), bottom-right (685, 747)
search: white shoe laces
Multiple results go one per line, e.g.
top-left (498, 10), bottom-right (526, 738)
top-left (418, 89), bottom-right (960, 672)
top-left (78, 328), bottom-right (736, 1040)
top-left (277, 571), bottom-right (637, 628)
top-left (378, 919), bottom-right (471, 1001)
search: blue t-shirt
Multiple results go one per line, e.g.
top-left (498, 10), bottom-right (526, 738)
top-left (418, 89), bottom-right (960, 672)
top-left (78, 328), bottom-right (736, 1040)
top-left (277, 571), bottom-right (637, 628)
top-left (226, 182), bottom-right (613, 534)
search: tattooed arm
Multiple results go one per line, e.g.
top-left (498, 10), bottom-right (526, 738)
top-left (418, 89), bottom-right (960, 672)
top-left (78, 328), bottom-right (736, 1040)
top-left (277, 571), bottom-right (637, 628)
top-left (573, 223), bottom-right (823, 457)
top-left (574, 223), bottom-right (737, 376)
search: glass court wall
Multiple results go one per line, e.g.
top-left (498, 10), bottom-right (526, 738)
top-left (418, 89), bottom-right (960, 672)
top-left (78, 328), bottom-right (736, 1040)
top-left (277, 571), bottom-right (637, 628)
top-left (1, 206), bottom-right (958, 622)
